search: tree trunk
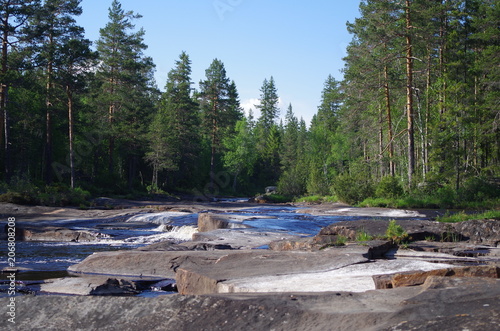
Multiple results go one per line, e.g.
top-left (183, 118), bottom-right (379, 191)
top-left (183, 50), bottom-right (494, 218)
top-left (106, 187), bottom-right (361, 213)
top-left (1, 23), bottom-right (10, 181)
top-left (384, 65), bottom-right (395, 177)
top-left (406, 0), bottom-right (415, 186)
top-left (45, 58), bottom-right (53, 185)
top-left (67, 86), bottom-right (75, 188)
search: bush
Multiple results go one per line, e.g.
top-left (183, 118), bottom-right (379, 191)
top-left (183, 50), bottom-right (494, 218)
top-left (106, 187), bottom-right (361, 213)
top-left (385, 220), bottom-right (408, 244)
top-left (375, 176), bottom-right (404, 199)
top-left (331, 173), bottom-right (374, 205)
top-left (458, 177), bottom-right (500, 202)
top-left (278, 167), bottom-right (307, 197)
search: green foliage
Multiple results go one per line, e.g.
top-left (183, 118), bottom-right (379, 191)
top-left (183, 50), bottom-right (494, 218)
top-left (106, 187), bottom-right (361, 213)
top-left (331, 172), bottom-right (374, 205)
top-left (436, 210), bottom-right (500, 223)
top-left (355, 229), bottom-right (373, 242)
top-left (385, 220), bottom-right (408, 245)
top-left (277, 167), bottom-right (307, 197)
top-left (375, 176), bottom-right (404, 199)
top-left (262, 194), bottom-right (292, 204)
top-left (0, 180), bottom-right (90, 206)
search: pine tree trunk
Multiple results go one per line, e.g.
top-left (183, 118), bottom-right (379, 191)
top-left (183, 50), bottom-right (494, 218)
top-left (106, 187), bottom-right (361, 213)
top-left (384, 65), bottom-right (395, 177)
top-left (1, 27), bottom-right (8, 181)
top-left (67, 86), bottom-right (75, 189)
top-left (45, 58), bottom-right (53, 185)
top-left (406, 0), bottom-right (415, 186)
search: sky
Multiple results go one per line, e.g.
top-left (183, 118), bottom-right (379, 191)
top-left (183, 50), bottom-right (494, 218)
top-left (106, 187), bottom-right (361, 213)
top-left (78, 0), bottom-right (362, 126)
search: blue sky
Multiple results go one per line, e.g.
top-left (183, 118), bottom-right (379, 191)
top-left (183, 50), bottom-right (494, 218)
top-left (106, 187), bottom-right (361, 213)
top-left (78, 0), bottom-right (361, 125)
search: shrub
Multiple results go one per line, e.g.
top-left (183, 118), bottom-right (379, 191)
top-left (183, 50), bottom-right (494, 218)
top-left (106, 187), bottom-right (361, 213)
top-left (385, 220), bottom-right (408, 244)
top-left (278, 167), bottom-right (307, 197)
top-left (331, 173), bottom-right (374, 205)
top-left (458, 177), bottom-right (500, 202)
top-left (375, 176), bottom-right (404, 199)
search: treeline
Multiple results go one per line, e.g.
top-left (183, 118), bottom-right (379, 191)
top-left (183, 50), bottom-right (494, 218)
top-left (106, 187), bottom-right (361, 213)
top-left (0, 0), bottom-right (498, 208)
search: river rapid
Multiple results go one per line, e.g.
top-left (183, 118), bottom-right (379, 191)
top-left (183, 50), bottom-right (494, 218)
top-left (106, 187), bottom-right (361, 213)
top-left (0, 200), bottom-right (428, 296)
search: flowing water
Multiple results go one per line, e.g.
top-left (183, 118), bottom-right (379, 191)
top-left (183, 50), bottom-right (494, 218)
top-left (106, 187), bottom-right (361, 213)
top-left (0, 203), bottom-right (424, 296)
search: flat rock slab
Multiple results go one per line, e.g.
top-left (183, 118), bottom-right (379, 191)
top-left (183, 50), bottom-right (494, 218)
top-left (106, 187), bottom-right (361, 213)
top-left (40, 276), bottom-right (139, 296)
top-left (68, 250), bottom-right (232, 278)
top-left (212, 259), bottom-right (456, 294)
top-left (190, 228), bottom-right (302, 249)
top-left (2, 277), bottom-right (498, 331)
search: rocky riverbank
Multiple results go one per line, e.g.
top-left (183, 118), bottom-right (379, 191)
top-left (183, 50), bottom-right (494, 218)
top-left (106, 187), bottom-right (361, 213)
top-left (0, 199), bottom-right (499, 330)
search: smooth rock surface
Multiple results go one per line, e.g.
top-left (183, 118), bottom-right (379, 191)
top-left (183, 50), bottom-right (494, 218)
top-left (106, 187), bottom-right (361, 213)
top-left (40, 276), bottom-right (139, 296)
top-left (191, 228), bottom-right (302, 249)
top-left (2, 277), bottom-right (499, 331)
top-left (68, 250), bottom-right (233, 278)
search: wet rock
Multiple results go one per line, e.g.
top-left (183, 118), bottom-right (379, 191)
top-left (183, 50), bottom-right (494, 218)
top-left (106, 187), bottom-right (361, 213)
top-left (197, 213), bottom-right (251, 232)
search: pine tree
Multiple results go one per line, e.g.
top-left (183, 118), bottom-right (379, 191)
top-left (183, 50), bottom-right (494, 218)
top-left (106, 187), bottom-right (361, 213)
top-left (0, 0), bottom-right (41, 181)
top-left (27, 0), bottom-right (85, 184)
top-left (199, 59), bottom-right (240, 191)
top-left (95, 0), bottom-right (156, 187)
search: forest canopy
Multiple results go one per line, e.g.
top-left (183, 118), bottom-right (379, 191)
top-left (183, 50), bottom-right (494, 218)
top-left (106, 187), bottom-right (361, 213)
top-left (0, 0), bottom-right (498, 209)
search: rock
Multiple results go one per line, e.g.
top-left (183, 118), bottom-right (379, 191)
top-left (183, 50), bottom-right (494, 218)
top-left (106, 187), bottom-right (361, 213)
top-left (453, 219), bottom-right (500, 246)
top-left (15, 226), bottom-right (101, 242)
top-left (197, 213), bottom-right (251, 232)
top-left (385, 247), bottom-right (500, 265)
top-left (68, 250), bottom-right (241, 278)
top-left (136, 240), bottom-right (190, 251)
top-left (175, 247), bottom-right (372, 295)
top-left (248, 195), bottom-right (269, 203)
top-left (40, 276), bottom-right (139, 296)
top-left (4, 276), bottom-right (498, 330)
top-left (191, 228), bottom-right (301, 250)
top-left (269, 237), bottom-right (394, 258)
top-left (373, 265), bottom-right (500, 289)
top-left (268, 237), bottom-right (315, 251)
top-left (265, 186), bottom-right (277, 194)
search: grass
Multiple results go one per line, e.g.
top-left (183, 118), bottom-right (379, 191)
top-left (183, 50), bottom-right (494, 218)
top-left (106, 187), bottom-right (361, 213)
top-left (295, 195), bottom-right (338, 203)
top-left (355, 229), bottom-right (373, 242)
top-left (436, 210), bottom-right (500, 223)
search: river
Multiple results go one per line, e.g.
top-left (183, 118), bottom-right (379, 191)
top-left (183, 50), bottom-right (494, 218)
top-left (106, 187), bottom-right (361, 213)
top-left (0, 202), bottom-right (427, 296)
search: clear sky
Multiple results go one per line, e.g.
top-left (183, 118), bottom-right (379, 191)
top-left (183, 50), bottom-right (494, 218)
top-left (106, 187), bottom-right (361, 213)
top-left (78, 0), bottom-right (362, 125)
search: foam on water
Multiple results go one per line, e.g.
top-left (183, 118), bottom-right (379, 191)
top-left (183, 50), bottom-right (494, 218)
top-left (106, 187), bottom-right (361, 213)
top-left (126, 211), bottom-right (193, 225)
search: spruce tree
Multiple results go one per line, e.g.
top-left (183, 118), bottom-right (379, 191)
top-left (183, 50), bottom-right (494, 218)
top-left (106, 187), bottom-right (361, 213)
top-left (146, 51), bottom-right (200, 190)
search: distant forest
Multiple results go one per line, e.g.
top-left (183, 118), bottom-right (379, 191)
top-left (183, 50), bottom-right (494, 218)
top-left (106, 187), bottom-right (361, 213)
top-left (0, 0), bottom-right (498, 208)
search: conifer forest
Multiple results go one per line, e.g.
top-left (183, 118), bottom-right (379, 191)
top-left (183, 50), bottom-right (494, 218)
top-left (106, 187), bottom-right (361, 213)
top-left (0, 0), bottom-right (498, 208)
